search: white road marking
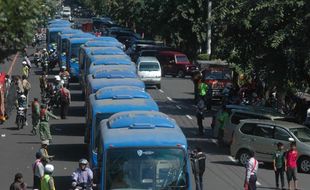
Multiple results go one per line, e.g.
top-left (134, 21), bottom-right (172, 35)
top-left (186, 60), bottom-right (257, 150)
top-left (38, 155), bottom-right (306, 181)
top-left (186, 115), bottom-right (192, 120)
top-left (256, 181), bottom-right (261, 186)
top-left (228, 156), bottom-right (238, 163)
top-left (176, 105), bottom-right (182, 109)
top-left (167, 97), bottom-right (173, 102)
top-left (159, 89), bottom-right (164, 93)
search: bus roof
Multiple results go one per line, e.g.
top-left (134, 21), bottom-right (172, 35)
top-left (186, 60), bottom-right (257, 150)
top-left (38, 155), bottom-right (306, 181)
top-left (100, 111), bottom-right (187, 148)
top-left (89, 64), bottom-right (136, 75)
top-left (88, 77), bottom-right (145, 93)
top-left (48, 27), bottom-right (72, 33)
top-left (48, 19), bottom-right (70, 25)
top-left (82, 47), bottom-right (125, 56)
top-left (94, 86), bottom-right (147, 100)
top-left (89, 54), bottom-right (130, 64)
top-left (84, 41), bottom-right (124, 49)
top-left (68, 37), bottom-right (95, 45)
top-left (92, 70), bottom-right (137, 79)
top-left (88, 36), bottom-right (119, 42)
top-left (60, 32), bottom-right (93, 40)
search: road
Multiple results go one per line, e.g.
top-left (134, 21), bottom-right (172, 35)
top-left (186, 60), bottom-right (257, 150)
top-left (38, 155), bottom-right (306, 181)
top-left (0, 49), bottom-right (309, 190)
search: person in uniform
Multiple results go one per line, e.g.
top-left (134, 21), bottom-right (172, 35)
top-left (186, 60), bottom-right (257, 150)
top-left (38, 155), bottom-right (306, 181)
top-left (38, 104), bottom-right (59, 143)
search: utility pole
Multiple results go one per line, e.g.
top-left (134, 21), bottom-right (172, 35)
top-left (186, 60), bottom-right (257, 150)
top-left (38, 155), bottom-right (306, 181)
top-left (207, 0), bottom-right (212, 57)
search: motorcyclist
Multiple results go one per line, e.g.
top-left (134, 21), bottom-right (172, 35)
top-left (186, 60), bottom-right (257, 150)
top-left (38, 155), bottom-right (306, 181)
top-left (42, 48), bottom-right (49, 62)
top-left (59, 66), bottom-right (70, 88)
top-left (15, 94), bottom-right (28, 127)
top-left (72, 159), bottom-right (93, 190)
top-left (22, 61), bottom-right (30, 78)
top-left (34, 48), bottom-right (42, 67)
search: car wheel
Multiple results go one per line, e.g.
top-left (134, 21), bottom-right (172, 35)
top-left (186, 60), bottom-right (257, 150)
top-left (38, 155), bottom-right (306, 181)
top-left (237, 149), bottom-right (250, 166)
top-left (298, 157), bottom-right (310, 173)
top-left (177, 70), bottom-right (185, 78)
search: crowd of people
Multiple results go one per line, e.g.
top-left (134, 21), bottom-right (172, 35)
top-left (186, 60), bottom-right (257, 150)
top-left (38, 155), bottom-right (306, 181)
top-left (9, 34), bottom-right (94, 190)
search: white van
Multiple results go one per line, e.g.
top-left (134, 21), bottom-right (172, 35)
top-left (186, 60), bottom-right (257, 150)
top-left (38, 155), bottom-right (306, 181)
top-left (137, 56), bottom-right (162, 88)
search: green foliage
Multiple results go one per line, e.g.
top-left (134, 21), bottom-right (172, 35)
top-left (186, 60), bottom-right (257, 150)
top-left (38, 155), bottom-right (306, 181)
top-left (0, 0), bottom-right (57, 61)
top-left (197, 53), bottom-right (210, 60)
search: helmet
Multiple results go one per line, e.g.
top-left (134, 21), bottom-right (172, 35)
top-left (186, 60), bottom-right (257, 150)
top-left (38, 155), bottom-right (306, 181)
top-left (20, 94), bottom-right (26, 99)
top-left (44, 164), bottom-right (54, 173)
top-left (41, 140), bottom-right (49, 145)
top-left (61, 66), bottom-right (66, 70)
top-left (60, 80), bottom-right (64, 85)
top-left (79, 158), bottom-right (88, 165)
top-left (43, 48), bottom-right (47, 52)
top-left (55, 75), bottom-right (61, 81)
top-left (22, 61), bottom-right (27, 65)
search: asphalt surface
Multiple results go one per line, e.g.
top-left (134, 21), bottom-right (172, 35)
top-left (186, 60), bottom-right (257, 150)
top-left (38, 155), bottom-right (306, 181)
top-left (0, 48), bottom-right (309, 190)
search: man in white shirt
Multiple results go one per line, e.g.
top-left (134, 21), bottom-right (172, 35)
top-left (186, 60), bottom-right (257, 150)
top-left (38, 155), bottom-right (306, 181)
top-left (244, 150), bottom-right (258, 190)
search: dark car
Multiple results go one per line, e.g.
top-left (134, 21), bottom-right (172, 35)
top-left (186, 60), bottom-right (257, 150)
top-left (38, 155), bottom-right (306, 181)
top-left (157, 51), bottom-right (198, 77)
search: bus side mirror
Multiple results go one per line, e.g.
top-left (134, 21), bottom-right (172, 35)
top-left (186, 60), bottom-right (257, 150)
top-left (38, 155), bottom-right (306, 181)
top-left (93, 167), bottom-right (101, 184)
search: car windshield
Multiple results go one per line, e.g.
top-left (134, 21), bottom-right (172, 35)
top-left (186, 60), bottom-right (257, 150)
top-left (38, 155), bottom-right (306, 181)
top-left (289, 128), bottom-right (310, 142)
top-left (204, 68), bottom-right (232, 80)
top-left (139, 62), bottom-right (159, 71)
top-left (176, 55), bottom-right (189, 63)
top-left (71, 44), bottom-right (81, 58)
top-left (106, 148), bottom-right (188, 190)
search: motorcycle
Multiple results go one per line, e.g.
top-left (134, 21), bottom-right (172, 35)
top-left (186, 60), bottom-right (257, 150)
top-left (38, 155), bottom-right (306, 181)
top-left (72, 183), bottom-right (93, 190)
top-left (48, 52), bottom-right (58, 71)
top-left (16, 107), bottom-right (26, 130)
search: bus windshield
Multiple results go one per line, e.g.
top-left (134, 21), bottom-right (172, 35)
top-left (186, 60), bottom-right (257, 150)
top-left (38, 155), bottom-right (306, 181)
top-left (106, 148), bottom-right (188, 190)
top-left (50, 32), bottom-right (58, 43)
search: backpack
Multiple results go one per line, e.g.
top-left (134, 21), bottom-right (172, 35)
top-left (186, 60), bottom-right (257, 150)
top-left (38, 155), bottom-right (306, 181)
top-left (60, 88), bottom-right (69, 103)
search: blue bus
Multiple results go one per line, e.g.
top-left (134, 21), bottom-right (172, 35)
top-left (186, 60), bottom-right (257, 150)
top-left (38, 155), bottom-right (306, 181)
top-left (79, 47), bottom-right (126, 87)
top-left (86, 87), bottom-right (159, 167)
top-left (66, 37), bottom-right (95, 79)
top-left (85, 70), bottom-right (143, 98)
top-left (83, 40), bottom-right (124, 50)
top-left (93, 111), bottom-right (191, 190)
top-left (58, 32), bottom-right (93, 67)
top-left (48, 19), bottom-right (70, 25)
top-left (46, 27), bottom-right (71, 51)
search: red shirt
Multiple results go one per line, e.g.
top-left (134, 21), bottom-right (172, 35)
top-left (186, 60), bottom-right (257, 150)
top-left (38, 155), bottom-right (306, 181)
top-left (286, 150), bottom-right (298, 168)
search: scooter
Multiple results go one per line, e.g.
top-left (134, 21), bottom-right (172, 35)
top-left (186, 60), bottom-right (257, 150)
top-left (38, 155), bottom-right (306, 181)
top-left (16, 107), bottom-right (26, 130)
top-left (72, 183), bottom-right (93, 190)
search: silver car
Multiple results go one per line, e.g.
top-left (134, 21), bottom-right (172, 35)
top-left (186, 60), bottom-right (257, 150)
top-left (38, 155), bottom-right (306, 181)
top-left (231, 119), bottom-right (310, 173)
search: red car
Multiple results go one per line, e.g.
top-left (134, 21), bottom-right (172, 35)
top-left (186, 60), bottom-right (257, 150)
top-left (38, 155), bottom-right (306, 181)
top-left (157, 51), bottom-right (197, 77)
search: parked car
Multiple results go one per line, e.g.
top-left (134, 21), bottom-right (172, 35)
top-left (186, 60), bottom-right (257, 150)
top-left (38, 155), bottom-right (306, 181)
top-left (213, 107), bottom-right (289, 144)
top-left (157, 51), bottom-right (198, 77)
top-left (137, 57), bottom-right (162, 89)
top-left (231, 119), bottom-right (310, 173)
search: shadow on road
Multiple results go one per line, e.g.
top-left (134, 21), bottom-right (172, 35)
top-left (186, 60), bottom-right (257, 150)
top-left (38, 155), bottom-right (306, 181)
top-left (211, 160), bottom-right (239, 166)
top-left (71, 93), bottom-right (82, 102)
top-left (68, 83), bottom-right (81, 91)
top-left (53, 175), bottom-right (72, 190)
top-left (49, 143), bottom-right (87, 162)
top-left (68, 106), bottom-right (85, 117)
top-left (51, 123), bottom-right (85, 136)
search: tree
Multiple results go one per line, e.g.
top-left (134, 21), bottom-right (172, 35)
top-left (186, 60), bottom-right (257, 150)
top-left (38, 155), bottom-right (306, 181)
top-left (0, 0), bottom-right (57, 61)
top-left (212, 0), bottom-right (310, 95)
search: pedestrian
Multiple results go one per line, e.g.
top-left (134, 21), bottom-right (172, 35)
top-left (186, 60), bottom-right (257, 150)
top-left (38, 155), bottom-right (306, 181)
top-left (59, 84), bottom-right (71, 119)
top-left (22, 75), bottom-right (31, 103)
top-left (39, 72), bottom-right (48, 97)
top-left (39, 140), bottom-right (54, 163)
top-left (10, 173), bottom-right (27, 190)
top-left (273, 142), bottom-right (286, 190)
top-left (38, 104), bottom-right (59, 142)
top-left (198, 78), bottom-right (208, 103)
top-left (33, 152), bottom-right (45, 190)
top-left (244, 150), bottom-right (258, 190)
top-left (196, 98), bottom-right (205, 136)
top-left (217, 106), bottom-right (229, 145)
top-left (41, 164), bottom-right (56, 190)
top-left (286, 142), bottom-right (298, 190)
top-left (31, 98), bottom-right (40, 135)
top-left (191, 147), bottom-right (206, 190)
top-left (192, 71), bottom-right (202, 102)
